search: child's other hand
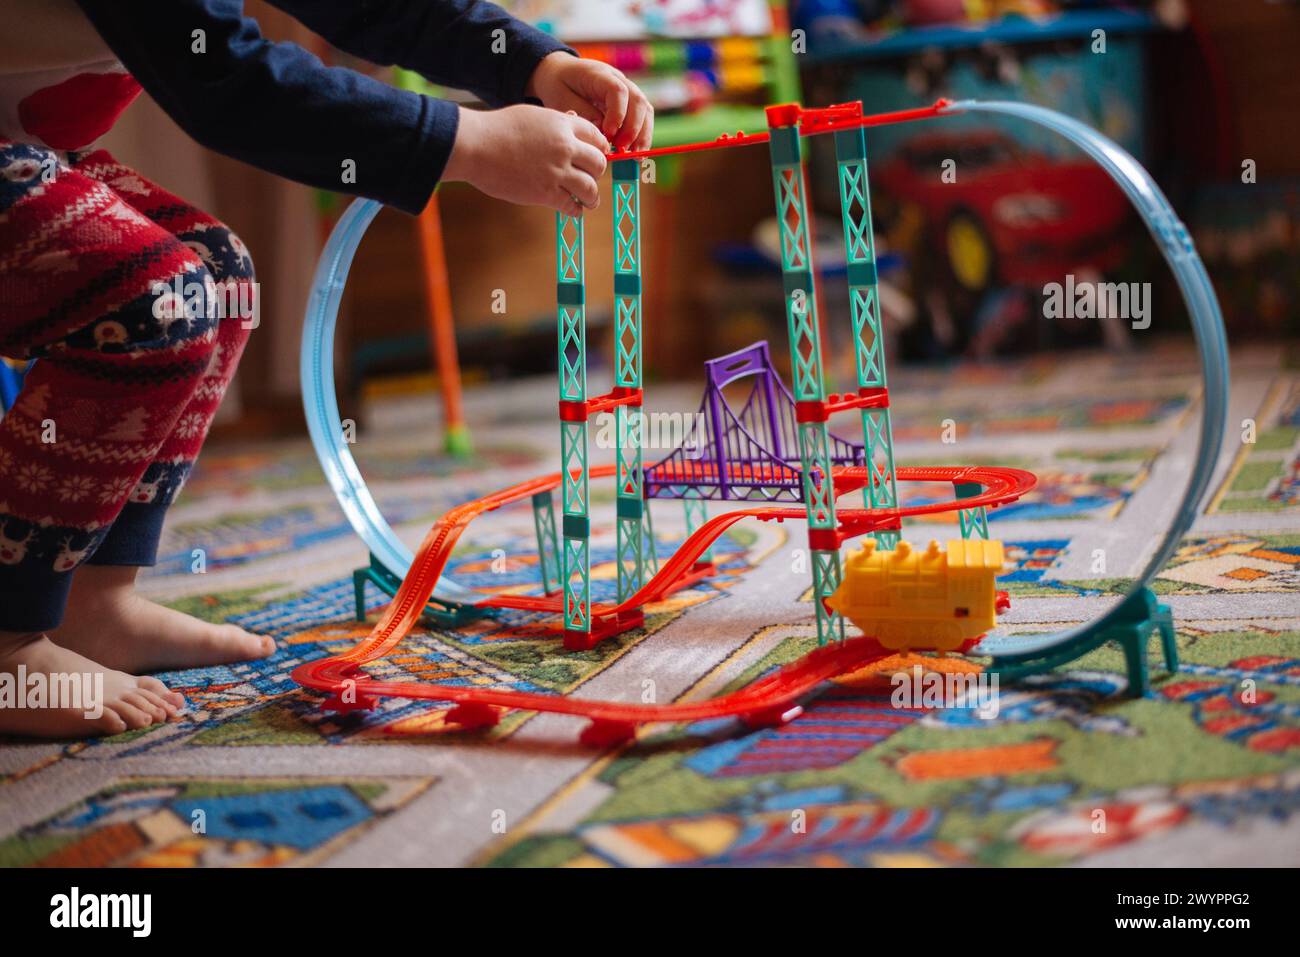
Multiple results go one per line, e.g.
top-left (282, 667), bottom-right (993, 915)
top-left (526, 52), bottom-right (654, 152)
top-left (443, 104), bottom-right (609, 217)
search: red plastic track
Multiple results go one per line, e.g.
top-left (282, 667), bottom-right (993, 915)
top-left (291, 465), bottom-right (1035, 741)
top-left (605, 100), bottom-right (950, 162)
top-left (305, 634), bottom-right (896, 744)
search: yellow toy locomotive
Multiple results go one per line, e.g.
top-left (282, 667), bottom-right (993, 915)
top-left (826, 538), bottom-right (1006, 651)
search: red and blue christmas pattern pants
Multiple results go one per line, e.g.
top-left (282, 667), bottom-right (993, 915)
top-left (0, 142), bottom-right (253, 631)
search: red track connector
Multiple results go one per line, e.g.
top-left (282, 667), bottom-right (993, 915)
top-left (765, 103), bottom-right (802, 128)
top-left (797, 101), bottom-right (863, 134)
top-left (835, 513), bottom-right (904, 544)
top-left (563, 608), bottom-right (646, 651)
top-left (443, 701), bottom-right (501, 730)
top-left (579, 719), bottom-right (638, 748)
top-left (807, 527), bottom-right (842, 552)
top-left (799, 99), bottom-right (951, 139)
top-left (558, 386), bottom-right (642, 423)
top-left (808, 510), bottom-right (906, 552)
top-left (795, 387), bottom-right (890, 423)
top-left (322, 688), bottom-right (378, 715)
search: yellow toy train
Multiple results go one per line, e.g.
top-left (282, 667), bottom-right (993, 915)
top-left (826, 538), bottom-right (1007, 651)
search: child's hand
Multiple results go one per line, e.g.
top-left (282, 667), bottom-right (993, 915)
top-left (526, 52), bottom-right (654, 152)
top-left (443, 104), bottom-right (610, 217)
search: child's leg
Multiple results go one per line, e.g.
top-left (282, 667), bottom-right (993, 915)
top-left (0, 143), bottom-right (213, 735)
top-left (69, 150), bottom-right (257, 564)
top-left (44, 151), bottom-right (272, 672)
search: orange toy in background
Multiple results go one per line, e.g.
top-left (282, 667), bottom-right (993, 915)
top-left (826, 539), bottom-right (1007, 651)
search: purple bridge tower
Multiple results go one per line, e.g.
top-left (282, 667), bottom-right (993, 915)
top-left (643, 341), bottom-right (865, 502)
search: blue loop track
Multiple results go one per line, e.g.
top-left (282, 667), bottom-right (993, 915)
top-left (300, 198), bottom-right (477, 604)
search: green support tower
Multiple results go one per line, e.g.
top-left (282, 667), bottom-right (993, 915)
top-left (956, 481), bottom-right (991, 540)
top-left (556, 211), bottom-right (592, 644)
top-left (613, 158), bottom-right (651, 602)
top-left (766, 107), bottom-right (844, 645)
top-left (833, 119), bottom-right (901, 550)
top-left (531, 489), bottom-right (561, 594)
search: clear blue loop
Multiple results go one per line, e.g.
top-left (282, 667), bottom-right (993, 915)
top-left (942, 100), bottom-right (1229, 655)
top-left (300, 198), bottom-right (476, 603)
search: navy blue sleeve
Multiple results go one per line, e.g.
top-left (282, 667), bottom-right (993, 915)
top-left (72, 0), bottom-right (474, 215)
top-left (264, 0), bottom-right (572, 107)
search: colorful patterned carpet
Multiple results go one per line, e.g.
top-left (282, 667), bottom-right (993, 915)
top-left (2, 342), bottom-right (1298, 868)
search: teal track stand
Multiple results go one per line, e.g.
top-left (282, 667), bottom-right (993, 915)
top-left (988, 587), bottom-right (1178, 697)
top-left (352, 553), bottom-right (484, 628)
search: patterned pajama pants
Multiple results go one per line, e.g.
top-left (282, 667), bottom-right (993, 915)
top-left (0, 143), bottom-right (253, 632)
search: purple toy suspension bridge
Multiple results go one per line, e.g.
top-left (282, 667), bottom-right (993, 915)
top-left (643, 342), bottom-right (865, 503)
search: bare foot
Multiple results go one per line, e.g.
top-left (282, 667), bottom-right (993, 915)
top-left (0, 631), bottom-right (184, 739)
top-left (52, 565), bottom-right (275, 673)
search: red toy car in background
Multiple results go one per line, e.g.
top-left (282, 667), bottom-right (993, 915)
top-left (874, 129), bottom-right (1131, 293)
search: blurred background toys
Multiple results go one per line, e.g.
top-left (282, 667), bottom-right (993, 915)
top-left (794, 0), bottom-right (1170, 362)
top-left (904, 0), bottom-right (972, 27)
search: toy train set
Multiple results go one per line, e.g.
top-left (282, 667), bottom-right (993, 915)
top-left (293, 97), bottom-right (1229, 745)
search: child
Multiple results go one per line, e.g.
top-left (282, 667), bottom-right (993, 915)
top-left (0, 0), bottom-right (653, 737)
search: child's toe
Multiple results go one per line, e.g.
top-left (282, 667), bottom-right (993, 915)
top-left (137, 687), bottom-right (179, 718)
top-left (110, 699), bottom-right (154, 730)
top-left (90, 711), bottom-right (129, 736)
top-left (137, 675), bottom-right (184, 708)
top-left (214, 625), bottom-right (275, 661)
top-left (124, 691), bottom-right (165, 722)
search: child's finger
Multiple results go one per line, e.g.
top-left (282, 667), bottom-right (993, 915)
top-left (632, 110), bottom-right (655, 152)
top-left (601, 79), bottom-right (630, 142)
top-left (555, 187), bottom-right (586, 218)
top-left (618, 92), bottom-right (652, 150)
top-left (631, 96), bottom-right (655, 151)
top-left (571, 142), bottom-right (607, 180)
top-left (560, 169), bottom-right (600, 209)
top-left (569, 114), bottom-right (611, 153)
top-left (556, 93), bottom-right (604, 128)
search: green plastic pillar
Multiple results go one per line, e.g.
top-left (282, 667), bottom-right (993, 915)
top-left (956, 481), bottom-right (990, 540)
top-left (834, 122), bottom-right (901, 551)
top-left (642, 497), bottom-right (660, 576)
top-left (531, 490), bottom-right (561, 593)
top-left (613, 159), bottom-right (649, 602)
top-left (556, 211), bottom-right (591, 637)
top-left (767, 110), bottom-right (844, 645)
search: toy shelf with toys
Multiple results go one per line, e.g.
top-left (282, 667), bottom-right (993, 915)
top-left (803, 4), bottom-right (1160, 63)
